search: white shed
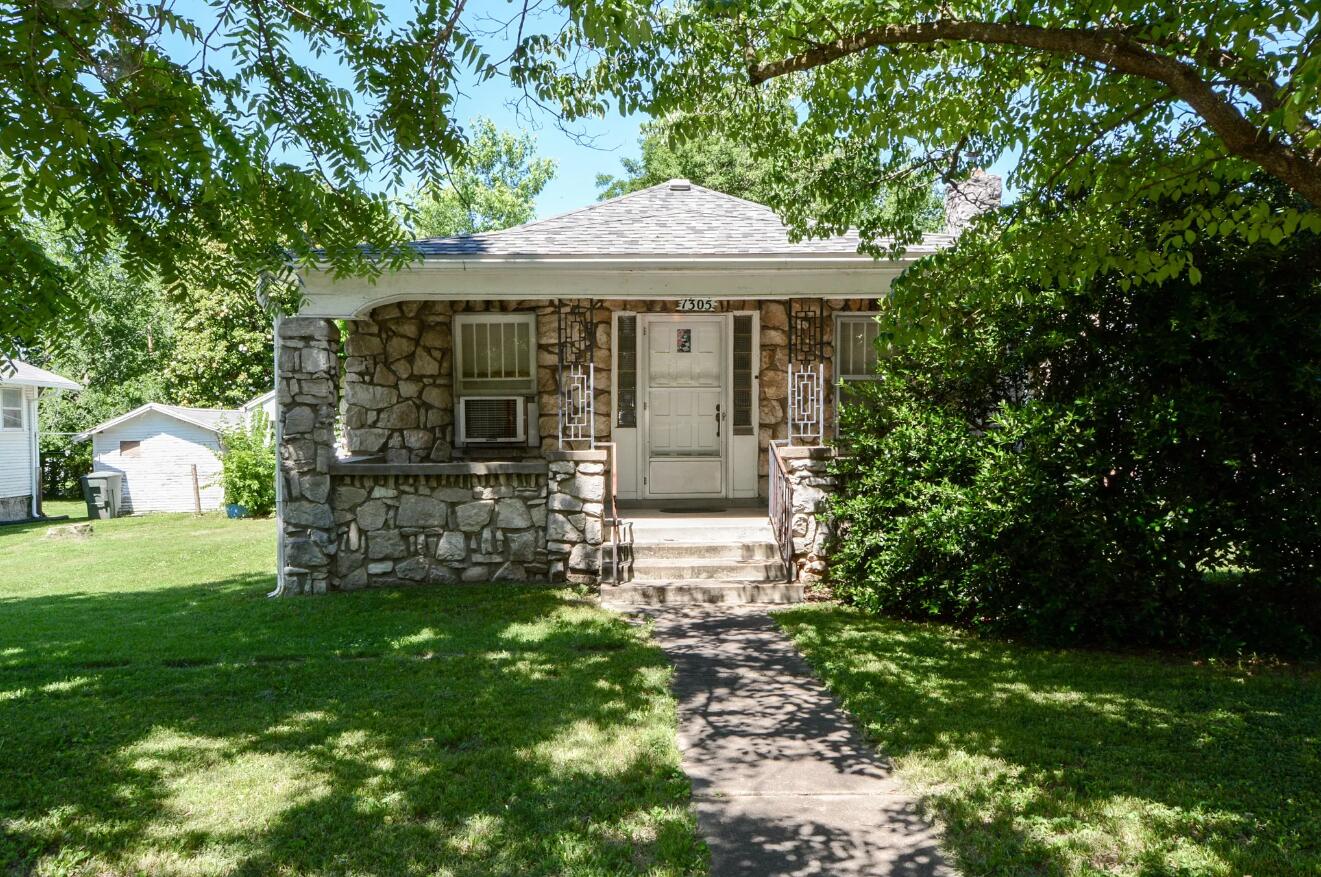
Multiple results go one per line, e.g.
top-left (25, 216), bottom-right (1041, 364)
top-left (77, 404), bottom-right (241, 514)
top-left (0, 361), bottom-right (81, 522)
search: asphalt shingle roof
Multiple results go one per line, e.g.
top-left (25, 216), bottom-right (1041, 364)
top-left (410, 180), bottom-right (953, 258)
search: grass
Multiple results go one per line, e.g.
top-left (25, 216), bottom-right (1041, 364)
top-left (0, 508), bottom-right (706, 877)
top-left (774, 605), bottom-right (1321, 877)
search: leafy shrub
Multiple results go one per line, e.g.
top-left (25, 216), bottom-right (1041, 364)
top-left (831, 187), bottom-right (1321, 656)
top-left (217, 412), bottom-right (276, 517)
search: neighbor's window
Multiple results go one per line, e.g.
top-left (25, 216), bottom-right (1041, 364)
top-left (0, 388), bottom-right (22, 429)
top-left (120, 440), bottom-right (141, 456)
top-left (835, 314), bottom-right (882, 380)
top-left (453, 313), bottom-right (537, 396)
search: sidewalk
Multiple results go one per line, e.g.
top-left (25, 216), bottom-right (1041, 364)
top-left (641, 606), bottom-right (954, 877)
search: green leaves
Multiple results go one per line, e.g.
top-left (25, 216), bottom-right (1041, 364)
top-left (404, 118), bottom-right (557, 238)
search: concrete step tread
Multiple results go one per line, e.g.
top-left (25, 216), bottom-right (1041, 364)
top-left (601, 580), bottom-right (805, 606)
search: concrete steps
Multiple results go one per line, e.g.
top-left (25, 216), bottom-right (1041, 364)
top-left (600, 509), bottom-right (801, 607)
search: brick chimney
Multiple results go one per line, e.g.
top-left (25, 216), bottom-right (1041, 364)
top-left (943, 169), bottom-right (1002, 235)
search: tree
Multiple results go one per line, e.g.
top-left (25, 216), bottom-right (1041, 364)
top-left (597, 116), bottom-right (945, 230)
top-left (406, 119), bottom-right (556, 237)
top-left (596, 119), bottom-right (781, 202)
top-left (575, 2), bottom-right (1321, 276)
top-left (0, 1), bottom-right (503, 352)
top-left (829, 180), bottom-right (1321, 654)
top-left (163, 264), bottom-right (296, 409)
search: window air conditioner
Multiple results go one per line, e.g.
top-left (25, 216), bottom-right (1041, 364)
top-left (457, 396), bottom-right (527, 445)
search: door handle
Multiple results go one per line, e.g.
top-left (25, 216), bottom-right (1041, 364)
top-left (715, 403), bottom-right (721, 438)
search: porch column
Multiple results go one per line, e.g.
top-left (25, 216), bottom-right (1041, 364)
top-left (277, 318), bottom-right (340, 595)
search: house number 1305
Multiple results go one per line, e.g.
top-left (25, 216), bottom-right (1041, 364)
top-left (676, 298), bottom-right (717, 312)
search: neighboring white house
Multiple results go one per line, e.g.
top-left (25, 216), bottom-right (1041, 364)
top-left (77, 404), bottom-right (241, 514)
top-left (0, 361), bottom-right (81, 522)
top-left (241, 390), bottom-right (276, 428)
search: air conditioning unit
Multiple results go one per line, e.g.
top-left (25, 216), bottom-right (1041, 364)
top-left (457, 396), bottom-right (527, 445)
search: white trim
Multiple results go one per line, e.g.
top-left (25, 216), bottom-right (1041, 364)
top-left (298, 263), bottom-right (905, 319)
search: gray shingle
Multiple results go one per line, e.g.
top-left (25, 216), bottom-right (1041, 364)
top-left (410, 180), bottom-right (953, 258)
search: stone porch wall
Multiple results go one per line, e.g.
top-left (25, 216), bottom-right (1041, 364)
top-left (778, 446), bottom-right (840, 583)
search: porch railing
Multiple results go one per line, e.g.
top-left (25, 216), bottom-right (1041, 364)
top-left (768, 439), bottom-right (796, 582)
top-left (601, 441), bottom-right (633, 584)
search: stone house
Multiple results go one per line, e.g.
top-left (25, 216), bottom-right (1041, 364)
top-left (275, 175), bottom-right (1000, 597)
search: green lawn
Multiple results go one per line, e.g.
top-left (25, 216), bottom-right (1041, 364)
top-left (0, 510), bottom-right (705, 877)
top-left (775, 605), bottom-right (1321, 877)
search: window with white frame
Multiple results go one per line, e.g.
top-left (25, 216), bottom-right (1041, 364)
top-left (453, 313), bottom-right (537, 396)
top-left (835, 313), bottom-right (882, 380)
top-left (1, 388), bottom-right (23, 430)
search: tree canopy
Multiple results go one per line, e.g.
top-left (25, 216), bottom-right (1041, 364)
top-left (596, 119), bottom-right (782, 202)
top-left (571, 1), bottom-right (1321, 277)
top-left (406, 119), bottom-right (556, 237)
top-left (1, 1), bottom-right (489, 352)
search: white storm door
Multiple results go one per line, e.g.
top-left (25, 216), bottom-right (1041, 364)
top-left (644, 315), bottom-right (725, 497)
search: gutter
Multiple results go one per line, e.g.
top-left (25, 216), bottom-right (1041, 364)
top-left (29, 392), bottom-right (39, 519)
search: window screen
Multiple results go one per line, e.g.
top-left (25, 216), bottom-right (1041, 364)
top-left (732, 314), bottom-right (754, 435)
top-left (1, 388), bottom-right (22, 429)
top-left (454, 313), bottom-right (536, 396)
top-left (616, 315), bottom-right (638, 428)
top-left (836, 315), bottom-right (881, 379)
top-left (119, 440), bottom-right (141, 456)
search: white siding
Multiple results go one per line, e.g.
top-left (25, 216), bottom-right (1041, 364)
top-left (92, 411), bottom-right (225, 513)
top-left (0, 384), bottom-right (35, 501)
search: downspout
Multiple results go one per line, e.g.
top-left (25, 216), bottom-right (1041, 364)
top-left (269, 316), bottom-right (286, 597)
top-left (29, 391), bottom-right (40, 520)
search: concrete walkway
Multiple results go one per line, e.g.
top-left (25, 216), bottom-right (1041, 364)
top-left (640, 606), bottom-right (954, 877)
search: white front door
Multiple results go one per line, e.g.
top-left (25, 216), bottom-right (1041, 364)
top-left (643, 315), bottom-right (725, 497)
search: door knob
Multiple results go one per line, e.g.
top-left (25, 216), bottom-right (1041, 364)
top-left (715, 403), bottom-right (721, 438)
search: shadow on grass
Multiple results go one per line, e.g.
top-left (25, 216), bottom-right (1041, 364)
top-left (1, 577), bottom-right (706, 876)
top-left (774, 606), bottom-right (1321, 877)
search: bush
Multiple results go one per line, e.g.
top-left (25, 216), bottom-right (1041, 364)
top-left (830, 187), bottom-right (1321, 656)
top-left (217, 412), bottom-right (276, 517)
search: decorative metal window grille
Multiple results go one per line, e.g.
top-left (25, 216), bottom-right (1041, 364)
top-left (732, 314), bottom-right (754, 436)
top-left (616, 315), bottom-right (638, 429)
top-left (557, 300), bottom-right (596, 446)
top-left (788, 299), bottom-right (825, 444)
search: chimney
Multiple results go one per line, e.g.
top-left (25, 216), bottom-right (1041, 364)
top-left (944, 169), bottom-right (1002, 235)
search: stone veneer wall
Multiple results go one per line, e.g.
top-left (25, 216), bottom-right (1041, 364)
top-left (341, 298), bottom-right (879, 495)
top-left (342, 301), bottom-right (611, 462)
top-left (778, 446), bottom-right (839, 583)
top-left (278, 318), bottom-right (342, 595)
top-left (322, 451), bottom-right (606, 591)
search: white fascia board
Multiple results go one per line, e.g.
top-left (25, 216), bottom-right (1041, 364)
top-left (297, 257), bottom-right (912, 319)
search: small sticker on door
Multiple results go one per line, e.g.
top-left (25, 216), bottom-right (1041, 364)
top-left (676, 328), bottom-right (691, 353)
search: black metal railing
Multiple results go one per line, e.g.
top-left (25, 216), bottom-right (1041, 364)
top-left (769, 440), bottom-right (795, 581)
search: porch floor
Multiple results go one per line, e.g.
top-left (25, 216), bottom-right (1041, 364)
top-left (620, 508), bottom-right (773, 544)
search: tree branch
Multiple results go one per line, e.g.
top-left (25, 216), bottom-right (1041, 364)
top-left (747, 18), bottom-right (1321, 205)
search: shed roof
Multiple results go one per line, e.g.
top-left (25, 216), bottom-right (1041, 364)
top-left (0, 360), bottom-right (81, 391)
top-left (409, 179), bottom-right (954, 259)
top-left (75, 403), bottom-right (241, 442)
